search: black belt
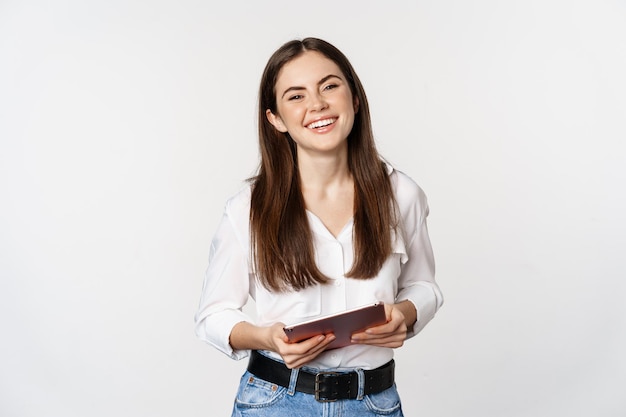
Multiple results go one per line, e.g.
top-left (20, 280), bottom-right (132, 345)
top-left (247, 350), bottom-right (395, 402)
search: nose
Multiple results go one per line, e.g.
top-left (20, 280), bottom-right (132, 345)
top-left (309, 92), bottom-right (328, 111)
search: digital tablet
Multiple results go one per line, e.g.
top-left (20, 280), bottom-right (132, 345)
top-left (283, 302), bottom-right (387, 350)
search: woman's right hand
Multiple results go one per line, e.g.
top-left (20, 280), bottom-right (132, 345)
top-left (230, 321), bottom-right (335, 369)
top-left (266, 323), bottom-right (335, 369)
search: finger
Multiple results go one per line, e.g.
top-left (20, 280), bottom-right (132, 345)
top-left (288, 333), bottom-right (336, 354)
top-left (352, 326), bottom-right (406, 342)
top-left (283, 334), bottom-right (336, 368)
top-left (352, 321), bottom-right (403, 339)
top-left (366, 322), bottom-right (399, 335)
top-left (351, 333), bottom-right (406, 347)
top-left (351, 332), bottom-right (403, 343)
top-left (280, 333), bottom-right (336, 360)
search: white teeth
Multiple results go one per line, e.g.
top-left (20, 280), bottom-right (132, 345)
top-left (307, 118), bottom-right (336, 129)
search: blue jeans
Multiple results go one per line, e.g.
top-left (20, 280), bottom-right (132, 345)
top-left (231, 369), bottom-right (404, 417)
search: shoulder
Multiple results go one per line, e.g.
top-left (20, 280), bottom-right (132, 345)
top-left (220, 183), bottom-right (252, 247)
top-left (224, 183), bottom-right (252, 218)
top-left (387, 164), bottom-right (429, 217)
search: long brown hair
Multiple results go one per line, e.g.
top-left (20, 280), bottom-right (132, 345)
top-left (251, 38), bottom-right (396, 292)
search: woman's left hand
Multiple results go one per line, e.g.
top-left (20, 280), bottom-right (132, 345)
top-left (350, 302), bottom-right (414, 348)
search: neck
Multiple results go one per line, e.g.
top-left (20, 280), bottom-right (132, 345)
top-left (297, 147), bottom-right (351, 192)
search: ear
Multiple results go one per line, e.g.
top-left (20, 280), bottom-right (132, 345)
top-left (353, 96), bottom-right (360, 114)
top-left (266, 109), bottom-right (288, 133)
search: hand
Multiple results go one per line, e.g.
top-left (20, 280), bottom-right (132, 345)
top-left (266, 323), bottom-right (336, 369)
top-left (350, 303), bottom-right (408, 348)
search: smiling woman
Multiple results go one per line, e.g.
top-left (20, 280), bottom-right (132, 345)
top-left (194, 37), bottom-right (443, 417)
top-left (266, 55), bottom-right (357, 159)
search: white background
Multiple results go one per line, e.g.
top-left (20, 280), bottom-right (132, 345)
top-left (1, 0), bottom-right (625, 416)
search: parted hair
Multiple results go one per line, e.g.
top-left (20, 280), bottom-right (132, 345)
top-left (250, 37), bottom-right (396, 292)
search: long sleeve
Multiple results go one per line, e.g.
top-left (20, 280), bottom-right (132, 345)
top-left (194, 192), bottom-right (254, 360)
top-left (393, 173), bottom-right (444, 338)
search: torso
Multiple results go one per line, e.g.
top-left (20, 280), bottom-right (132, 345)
top-left (216, 165), bottom-right (429, 369)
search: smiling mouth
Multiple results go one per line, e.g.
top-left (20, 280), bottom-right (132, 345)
top-left (306, 118), bottom-right (337, 129)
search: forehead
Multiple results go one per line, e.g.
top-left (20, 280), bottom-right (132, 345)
top-left (275, 51), bottom-right (345, 88)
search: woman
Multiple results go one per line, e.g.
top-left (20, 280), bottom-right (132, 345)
top-left (195, 37), bottom-right (443, 416)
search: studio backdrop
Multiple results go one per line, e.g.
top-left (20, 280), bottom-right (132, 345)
top-left (1, 1), bottom-right (624, 416)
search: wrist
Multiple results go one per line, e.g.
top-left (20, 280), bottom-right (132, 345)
top-left (229, 321), bottom-right (282, 352)
top-left (395, 300), bottom-right (417, 328)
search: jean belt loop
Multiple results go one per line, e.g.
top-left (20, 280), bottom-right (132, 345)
top-left (355, 368), bottom-right (365, 400)
top-left (287, 367), bottom-right (300, 396)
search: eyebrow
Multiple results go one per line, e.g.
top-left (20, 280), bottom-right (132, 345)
top-left (280, 74), bottom-right (343, 99)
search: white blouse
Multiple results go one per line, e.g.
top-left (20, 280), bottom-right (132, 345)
top-left (194, 166), bottom-right (443, 370)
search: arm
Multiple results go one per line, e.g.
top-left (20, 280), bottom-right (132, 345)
top-left (351, 183), bottom-right (443, 347)
top-left (194, 198), bottom-right (255, 360)
top-left (229, 321), bottom-right (336, 369)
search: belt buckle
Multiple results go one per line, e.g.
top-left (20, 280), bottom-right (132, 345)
top-left (314, 371), bottom-right (340, 402)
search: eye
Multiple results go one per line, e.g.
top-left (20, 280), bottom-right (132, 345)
top-left (288, 94), bottom-right (304, 101)
top-left (323, 84), bottom-right (338, 91)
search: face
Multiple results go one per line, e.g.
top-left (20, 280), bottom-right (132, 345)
top-left (266, 51), bottom-right (358, 157)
